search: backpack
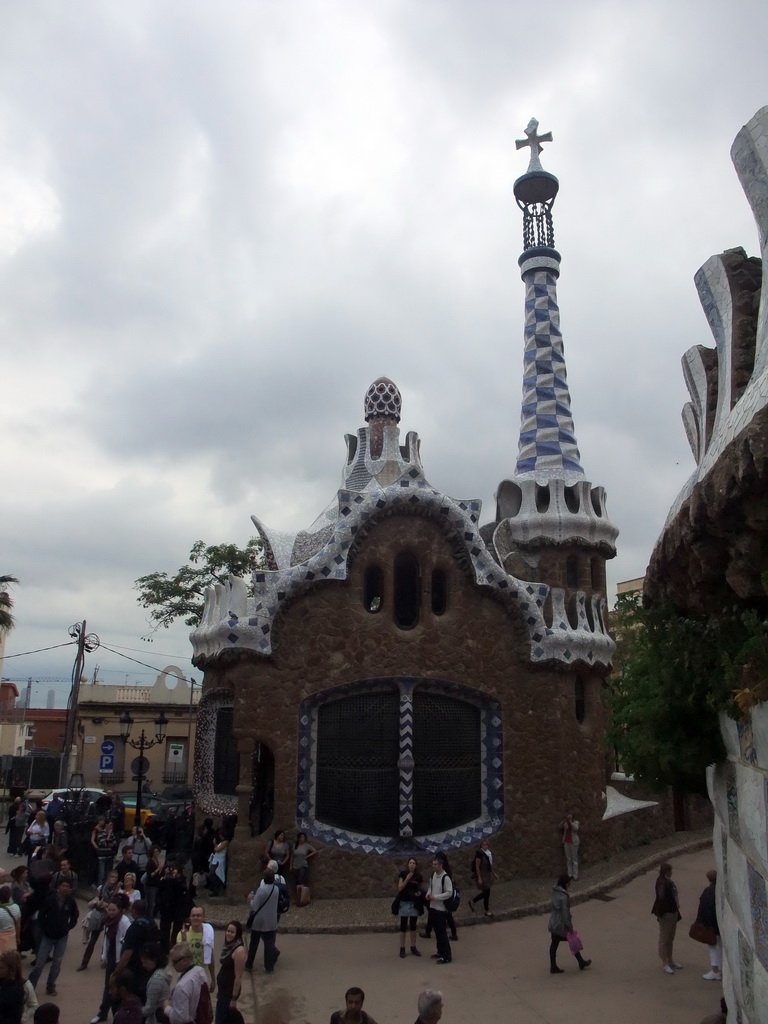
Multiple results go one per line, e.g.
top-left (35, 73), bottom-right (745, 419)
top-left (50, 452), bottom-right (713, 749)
top-left (277, 882), bottom-right (290, 916)
top-left (195, 981), bottom-right (213, 1024)
top-left (442, 874), bottom-right (460, 913)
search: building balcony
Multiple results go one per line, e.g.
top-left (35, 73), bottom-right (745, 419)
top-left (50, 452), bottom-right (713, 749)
top-left (99, 771), bottom-right (125, 785)
top-left (161, 770), bottom-right (189, 785)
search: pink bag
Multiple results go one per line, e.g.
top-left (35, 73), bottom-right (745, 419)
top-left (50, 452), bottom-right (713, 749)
top-left (567, 930), bottom-right (583, 954)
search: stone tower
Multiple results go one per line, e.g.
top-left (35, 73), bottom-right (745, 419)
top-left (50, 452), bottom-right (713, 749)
top-left (495, 119), bottom-right (618, 630)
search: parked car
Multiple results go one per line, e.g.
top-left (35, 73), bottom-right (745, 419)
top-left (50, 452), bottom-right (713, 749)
top-left (143, 798), bottom-right (191, 846)
top-left (114, 793), bottom-right (158, 832)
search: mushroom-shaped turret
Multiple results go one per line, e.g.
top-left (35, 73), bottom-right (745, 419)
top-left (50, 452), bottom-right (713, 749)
top-left (365, 377), bottom-right (402, 457)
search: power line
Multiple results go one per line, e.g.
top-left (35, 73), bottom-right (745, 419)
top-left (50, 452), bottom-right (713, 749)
top-left (3, 642), bottom-right (76, 659)
top-left (105, 642), bottom-right (191, 661)
top-left (97, 643), bottom-right (196, 683)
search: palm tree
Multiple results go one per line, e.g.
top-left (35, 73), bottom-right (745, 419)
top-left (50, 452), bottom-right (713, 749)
top-left (0, 575), bottom-right (19, 632)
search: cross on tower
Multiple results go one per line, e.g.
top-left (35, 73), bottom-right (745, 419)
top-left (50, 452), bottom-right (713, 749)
top-left (515, 118), bottom-right (553, 173)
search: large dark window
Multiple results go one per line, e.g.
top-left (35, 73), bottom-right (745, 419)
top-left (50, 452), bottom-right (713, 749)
top-left (213, 707), bottom-right (239, 795)
top-left (413, 692), bottom-right (481, 833)
top-left (308, 683), bottom-right (489, 842)
top-left (315, 691), bottom-right (400, 835)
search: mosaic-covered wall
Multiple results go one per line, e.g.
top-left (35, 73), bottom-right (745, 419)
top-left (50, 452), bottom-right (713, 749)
top-left (710, 707), bottom-right (768, 1024)
top-left (647, 106), bottom-right (768, 1024)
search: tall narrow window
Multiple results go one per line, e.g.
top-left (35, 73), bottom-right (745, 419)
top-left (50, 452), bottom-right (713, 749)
top-left (566, 556), bottom-right (579, 589)
top-left (213, 708), bottom-right (239, 795)
top-left (574, 677), bottom-right (586, 724)
top-left (431, 569), bottom-right (447, 616)
top-left (394, 553), bottom-right (420, 629)
top-left (364, 566), bottom-right (384, 613)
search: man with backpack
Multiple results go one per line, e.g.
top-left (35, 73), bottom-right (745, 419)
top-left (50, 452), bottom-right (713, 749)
top-left (244, 869), bottom-right (282, 974)
top-left (425, 854), bottom-right (453, 965)
top-left (115, 899), bottom-right (159, 999)
top-left (164, 942), bottom-right (210, 1024)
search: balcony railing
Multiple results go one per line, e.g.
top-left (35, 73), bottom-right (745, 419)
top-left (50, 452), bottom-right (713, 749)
top-left (161, 770), bottom-right (189, 785)
top-left (99, 771), bottom-right (125, 785)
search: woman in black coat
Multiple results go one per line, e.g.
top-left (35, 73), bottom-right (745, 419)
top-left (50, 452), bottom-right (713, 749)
top-left (696, 869), bottom-right (721, 981)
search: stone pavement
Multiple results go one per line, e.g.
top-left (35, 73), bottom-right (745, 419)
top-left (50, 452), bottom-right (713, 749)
top-left (2, 834), bottom-right (724, 1024)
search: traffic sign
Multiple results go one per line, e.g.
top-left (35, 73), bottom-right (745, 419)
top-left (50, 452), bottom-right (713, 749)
top-left (99, 754), bottom-right (114, 773)
top-left (101, 740), bottom-right (116, 755)
top-left (131, 756), bottom-right (150, 776)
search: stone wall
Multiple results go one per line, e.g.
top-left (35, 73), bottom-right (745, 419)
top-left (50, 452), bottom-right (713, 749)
top-left (709, 704), bottom-right (768, 1023)
top-left (645, 106), bottom-right (768, 1024)
top-left (203, 513), bottom-right (611, 898)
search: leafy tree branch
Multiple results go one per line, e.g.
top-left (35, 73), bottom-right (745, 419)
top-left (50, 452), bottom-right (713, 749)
top-left (134, 539), bottom-right (265, 629)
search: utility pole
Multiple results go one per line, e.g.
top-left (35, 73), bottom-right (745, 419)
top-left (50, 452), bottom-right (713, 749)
top-left (60, 621), bottom-right (99, 788)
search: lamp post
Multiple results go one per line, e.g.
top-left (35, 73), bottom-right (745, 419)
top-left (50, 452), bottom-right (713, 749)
top-left (119, 709), bottom-right (168, 828)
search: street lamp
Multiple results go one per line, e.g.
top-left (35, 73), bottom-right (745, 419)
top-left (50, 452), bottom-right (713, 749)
top-left (119, 709), bottom-right (168, 828)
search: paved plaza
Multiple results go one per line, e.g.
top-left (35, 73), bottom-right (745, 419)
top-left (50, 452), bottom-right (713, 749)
top-left (2, 845), bottom-right (726, 1024)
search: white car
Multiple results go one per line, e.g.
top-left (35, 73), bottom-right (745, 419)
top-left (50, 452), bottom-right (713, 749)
top-left (37, 788), bottom-right (106, 810)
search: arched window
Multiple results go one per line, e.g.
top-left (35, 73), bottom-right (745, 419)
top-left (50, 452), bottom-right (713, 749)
top-left (364, 566), bottom-right (384, 613)
top-left (297, 679), bottom-right (503, 853)
top-left (575, 676), bottom-right (586, 724)
top-left (394, 553), bottom-right (420, 629)
top-left (431, 569), bottom-right (447, 616)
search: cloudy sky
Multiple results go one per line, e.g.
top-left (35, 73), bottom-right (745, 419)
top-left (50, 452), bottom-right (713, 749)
top-left (1, 0), bottom-right (766, 705)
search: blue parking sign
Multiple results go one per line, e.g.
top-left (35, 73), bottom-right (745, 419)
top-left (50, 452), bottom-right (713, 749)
top-left (100, 754), bottom-right (114, 772)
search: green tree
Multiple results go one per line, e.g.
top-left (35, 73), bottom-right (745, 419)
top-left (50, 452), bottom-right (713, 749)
top-left (0, 575), bottom-right (19, 632)
top-left (135, 539), bottom-right (265, 629)
top-left (608, 593), bottom-right (740, 793)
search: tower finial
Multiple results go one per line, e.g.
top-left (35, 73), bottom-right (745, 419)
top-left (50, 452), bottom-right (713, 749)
top-left (515, 118), bottom-right (553, 174)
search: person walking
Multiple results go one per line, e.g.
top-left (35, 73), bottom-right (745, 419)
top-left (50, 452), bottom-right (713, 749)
top-left (0, 949), bottom-right (26, 1024)
top-left (548, 874), bottom-right (591, 973)
top-left (695, 869), bottom-right (721, 981)
top-left (175, 906), bottom-right (215, 995)
top-left (89, 893), bottom-right (131, 1024)
top-left (7, 800), bottom-right (27, 857)
top-left (244, 869), bottom-right (280, 974)
top-left (109, 969), bottom-right (144, 1024)
top-left (92, 819), bottom-right (119, 887)
top-left (652, 862), bottom-right (682, 974)
top-left (163, 943), bottom-right (208, 1024)
top-left (559, 812), bottom-right (580, 880)
top-left (206, 832), bottom-right (229, 898)
top-left (215, 921), bottom-right (245, 1024)
top-left (468, 839), bottom-right (498, 917)
top-left (0, 885), bottom-right (21, 952)
top-left (28, 879), bottom-right (79, 996)
top-left (329, 986), bottom-right (379, 1024)
top-left (143, 847), bottom-right (162, 920)
top-left (79, 870), bottom-right (120, 971)
top-left (414, 989), bottom-right (443, 1024)
top-left (425, 853), bottom-right (453, 965)
top-left (395, 858), bottom-right (423, 958)
top-left (290, 832), bottom-right (318, 907)
top-left (140, 943), bottom-right (173, 1022)
top-left (25, 813), bottom-right (50, 865)
top-left (156, 864), bottom-right (188, 953)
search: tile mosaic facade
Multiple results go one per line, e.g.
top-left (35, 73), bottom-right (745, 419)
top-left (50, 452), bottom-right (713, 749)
top-left (663, 107), bottom-right (768, 1024)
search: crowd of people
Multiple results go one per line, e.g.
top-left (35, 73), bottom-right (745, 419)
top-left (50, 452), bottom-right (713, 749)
top-left (1, 797), bottom-right (729, 1024)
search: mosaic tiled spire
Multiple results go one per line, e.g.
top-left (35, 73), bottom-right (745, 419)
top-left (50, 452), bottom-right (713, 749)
top-left (493, 121), bottom-right (618, 557)
top-left (513, 119), bottom-right (583, 482)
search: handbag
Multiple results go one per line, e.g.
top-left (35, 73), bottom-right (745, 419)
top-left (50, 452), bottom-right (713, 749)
top-left (391, 895), bottom-right (401, 916)
top-left (689, 919), bottom-right (717, 946)
top-left (566, 930), bottom-right (583, 954)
